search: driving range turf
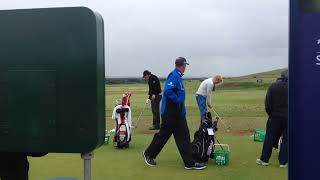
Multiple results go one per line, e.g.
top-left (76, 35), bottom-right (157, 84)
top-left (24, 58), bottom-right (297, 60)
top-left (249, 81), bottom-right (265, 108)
top-left (29, 80), bottom-right (288, 180)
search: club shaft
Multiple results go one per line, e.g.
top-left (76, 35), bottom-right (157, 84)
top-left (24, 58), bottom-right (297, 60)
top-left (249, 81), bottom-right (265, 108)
top-left (135, 103), bottom-right (147, 127)
top-left (215, 137), bottom-right (225, 151)
top-left (211, 108), bottom-right (230, 130)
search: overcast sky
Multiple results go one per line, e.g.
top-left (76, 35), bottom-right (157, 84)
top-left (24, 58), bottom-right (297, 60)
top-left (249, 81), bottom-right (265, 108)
top-left (2, 0), bottom-right (288, 78)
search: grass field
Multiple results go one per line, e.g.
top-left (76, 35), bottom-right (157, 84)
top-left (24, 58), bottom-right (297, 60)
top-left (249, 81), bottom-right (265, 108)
top-left (28, 72), bottom-right (288, 180)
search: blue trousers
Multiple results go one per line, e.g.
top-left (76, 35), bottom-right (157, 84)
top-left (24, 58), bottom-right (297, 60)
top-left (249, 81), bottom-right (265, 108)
top-left (196, 94), bottom-right (207, 121)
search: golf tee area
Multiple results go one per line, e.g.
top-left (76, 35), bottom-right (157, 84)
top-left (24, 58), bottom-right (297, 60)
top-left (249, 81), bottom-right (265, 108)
top-left (29, 70), bottom-right (288, 180)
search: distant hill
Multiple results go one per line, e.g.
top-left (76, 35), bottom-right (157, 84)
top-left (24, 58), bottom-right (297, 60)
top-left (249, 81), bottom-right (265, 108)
top-left (231, 68), bottom-right (286, 81)
top-left (217, 68), bottom-right (287, 90)
top-left (105, 68), bottom-right (286, 85)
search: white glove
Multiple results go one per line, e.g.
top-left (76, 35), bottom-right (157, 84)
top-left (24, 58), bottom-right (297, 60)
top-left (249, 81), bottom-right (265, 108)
top-left (151, 95), bottom-right (156, 100)
top-left (146, 99), bottom-right (151, 104)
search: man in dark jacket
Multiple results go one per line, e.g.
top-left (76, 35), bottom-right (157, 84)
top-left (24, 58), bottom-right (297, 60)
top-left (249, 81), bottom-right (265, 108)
top-left (0, 152), bottom-right (29, 180)
top-left (143, 70), bottom-right (162, 130)
top-left (142, 57), bottom-right (206, 170)
top-left (256, 69), bottom-right (288, 168)
top-left (0, 152), bottom-right (47, 180)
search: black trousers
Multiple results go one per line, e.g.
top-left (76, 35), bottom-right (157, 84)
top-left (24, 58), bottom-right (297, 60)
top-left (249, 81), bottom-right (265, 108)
top-left (260, 117), bottom-right (288, 165)
top-left (151, 95), bottom-right (162, 128)
top-left (0, 153), bottom-right (29, 180)
top-left (145, 115), bottom-right (194, 167)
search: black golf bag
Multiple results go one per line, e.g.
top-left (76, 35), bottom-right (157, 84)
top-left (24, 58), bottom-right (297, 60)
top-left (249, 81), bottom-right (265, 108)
top-left (191, 112), bottom-right (218, 163)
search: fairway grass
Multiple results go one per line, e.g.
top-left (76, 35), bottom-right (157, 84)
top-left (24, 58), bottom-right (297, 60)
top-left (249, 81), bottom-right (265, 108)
top-left (30, 134), bottom-right (287, 180)
top-left (29, 83), bottom-right (288, 180)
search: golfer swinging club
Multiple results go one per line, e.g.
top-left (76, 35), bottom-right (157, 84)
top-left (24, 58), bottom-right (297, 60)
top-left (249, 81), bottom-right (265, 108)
top-left (196, 75), bottom-right (223, 121)
top-left (143, 57), bottom-right (206, 170)
top-left (143, 70), bottom-right (162, 130)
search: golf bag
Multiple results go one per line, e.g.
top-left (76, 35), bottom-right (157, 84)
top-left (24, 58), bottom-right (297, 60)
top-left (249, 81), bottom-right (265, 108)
top-left (191, 112), bottom-right (218, 163)
top-left (112, 92), bottom-right (132, 148)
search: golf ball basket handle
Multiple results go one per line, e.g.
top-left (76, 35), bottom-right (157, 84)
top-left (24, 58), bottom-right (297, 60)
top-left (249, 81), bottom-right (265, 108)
top-left (213, 144), bottom-right (230, 152)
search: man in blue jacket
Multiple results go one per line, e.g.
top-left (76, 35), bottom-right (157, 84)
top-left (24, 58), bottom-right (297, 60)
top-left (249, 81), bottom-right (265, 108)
top-left (142, 57), bottom-right (206, 170)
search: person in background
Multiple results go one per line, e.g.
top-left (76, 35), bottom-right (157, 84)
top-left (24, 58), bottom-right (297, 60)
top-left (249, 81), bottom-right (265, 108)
top-left (196, 75), bottom-right (223, 121)
top-left (0, 152), bottom-right (29, 180)
top-left (143, 70), bottom-right (162, 130)
top-left (142, 57), bottom-right (206, 170)
top-left (0, 152), bottom-right (47, 180)
top-left (256, 69), bottom-right (288, 168)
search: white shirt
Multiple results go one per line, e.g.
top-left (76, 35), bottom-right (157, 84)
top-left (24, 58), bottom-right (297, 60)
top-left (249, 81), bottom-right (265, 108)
top-left (196, 78), bottom-right (215, 106)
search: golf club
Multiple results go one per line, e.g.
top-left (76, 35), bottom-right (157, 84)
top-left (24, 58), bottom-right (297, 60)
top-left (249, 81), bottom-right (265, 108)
top-left (210, 107), bottom-right (231, 132)
top-left (133, 102), bottom-right (148, 129)
top-left (215, 136), bottom-right (225, 151)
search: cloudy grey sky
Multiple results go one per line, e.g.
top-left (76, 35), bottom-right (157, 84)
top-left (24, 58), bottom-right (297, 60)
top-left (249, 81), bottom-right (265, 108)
top-left (2, 0), bottom-right (288, 78)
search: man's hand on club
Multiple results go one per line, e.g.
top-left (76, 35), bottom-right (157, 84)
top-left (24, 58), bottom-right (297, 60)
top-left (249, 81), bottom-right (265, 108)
top-left (151, 95), bottom-right (156, 101)
top-left (146, 99), bottom-right (151, 104)
top-left (208, 104), bottom-right (212, 109)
